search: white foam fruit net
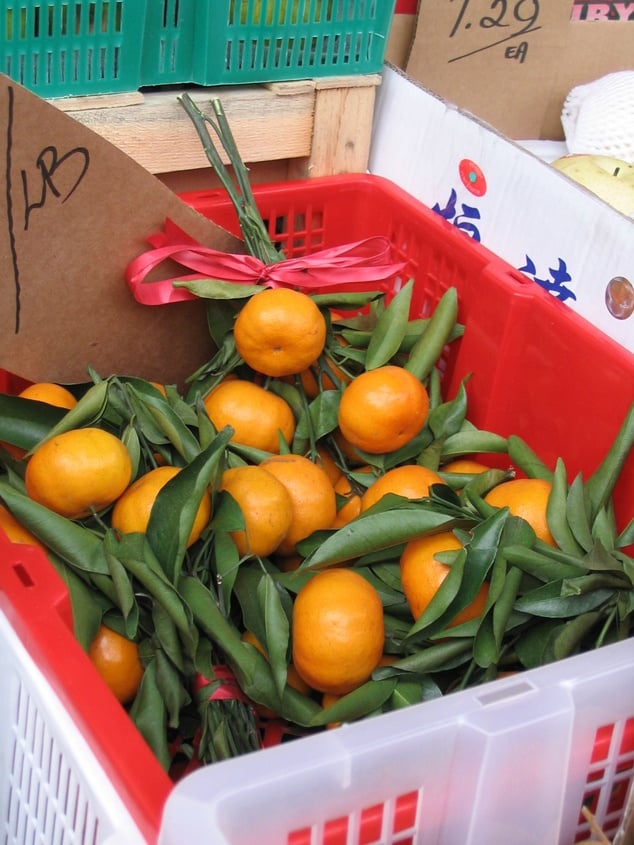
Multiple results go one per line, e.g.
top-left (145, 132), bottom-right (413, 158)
top-left (561, 71), bottom-right (634, 163)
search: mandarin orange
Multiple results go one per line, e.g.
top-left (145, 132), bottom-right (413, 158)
top-left (233, 288), bottom-right (326, 377)
top-left (292, 568), bottom-right (384, 695)
top-left (484, 478), bottom-right (556, 546)
top-left (203, 379), bottom-right (295, 454)
top-left (400, 531), bottom-right (489, 627)
top-left (361, 464), bottom-right (444, 512)
top-left (25, 428), bottom-right (132, 519)
top-left (260, 453), bottom-right (337, 556)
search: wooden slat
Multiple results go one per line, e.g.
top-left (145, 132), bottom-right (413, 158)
top-left (305, 82), bottom-right (377, 177)
top-left (50, 77), bottom-right (381, 177)
top-left (56, 85), bottom-right (315, 174)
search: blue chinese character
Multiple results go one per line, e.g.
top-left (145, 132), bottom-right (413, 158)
top-left (433, 189), bottom-right (482, 242)
top-left (519, 256), bottom-right (577, 302)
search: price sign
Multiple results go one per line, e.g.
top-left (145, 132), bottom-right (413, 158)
top-left (405, 1), bottom-right (574, 138)
top-left (0, 75), bottom-right (242, 386)
top-left (446, 0), bottom-right (542, 61)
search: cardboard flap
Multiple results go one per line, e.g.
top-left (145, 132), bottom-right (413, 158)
top-left (406, 1), bottom-right (634, 139)
top-left (0, 75), bottom-right (245, 387)
top-left (369, 66), bottom-right (634, 354)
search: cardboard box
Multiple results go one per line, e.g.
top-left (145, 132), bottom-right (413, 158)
top-left (403, 0), bottom-right (634, 140)
top-left (369, 65), bottom-right (634, 354)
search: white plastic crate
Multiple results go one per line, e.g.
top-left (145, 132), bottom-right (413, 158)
top-left (158, 637), bottom-right (634, 845)
top-left (0, 608), bottom-right (147, 845)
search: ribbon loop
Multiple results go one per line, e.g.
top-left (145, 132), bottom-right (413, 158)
top-left (126, 219), bottom-right (406, 306)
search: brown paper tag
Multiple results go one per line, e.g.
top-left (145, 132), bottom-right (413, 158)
top-left (0, 75), bottom-right (244, 387)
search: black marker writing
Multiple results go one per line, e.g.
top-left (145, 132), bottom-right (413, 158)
top-left (448, 0), bottom-right (541, 62)
top-left (22, 144), bottom-right (90, 230)
top-left (5, 86), bottom-right (20, 334)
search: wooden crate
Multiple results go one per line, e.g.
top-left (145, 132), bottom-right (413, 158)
top-left (53, 76), bottom-right (381, 191)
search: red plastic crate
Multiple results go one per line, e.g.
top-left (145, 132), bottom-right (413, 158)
top-left (182, 174), bottom-right (634, 532)
top-left (1, 174), bottom-right (633, 844)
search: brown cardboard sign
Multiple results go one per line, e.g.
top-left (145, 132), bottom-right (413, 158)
top-left (0, 75), bottom-right (244, 387)
top-left (406, 1), bottom-right (634, 139)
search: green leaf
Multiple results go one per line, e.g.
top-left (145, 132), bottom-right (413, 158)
top-left (312, 290), bottom-right (383, 309)
top-left (617, 517), bottom-right (634, 550)
top-left (174, 278), bottom-right (262, 299)
top-left (473, 567), bottom-right (522, 669)
top-left (133, 387), bottom-right (202, 463)
top-left (585, 401), bottom-right (634, 520)
top-left (147, 430), bottom-right (231, 582)
top-left (0, 480), bottom-right (111, 575)
top-left (129, 657), bottom-right (170, 770)
top-left (565, 473), bottom-right (594, 552)
top-left (473, 515), bottom-right (534, 667)
top-left (120, 423), bottom-right (141, 479)
top-left (389, 679), bottom-right (425, 709)
top-left (458, 468), bottom-right (515, 506)
top-left (309, 678), bottom-right (398, 726)
top-left (103, 532), bottom-right (138, 620)
top-left (212, 491), bottom-right (246, 533)
top-left (404, 545), bottom-right (465, 638)
top-left (584, 539), bottom-right (628, 573)
top-left (507, 434), bottom-right (553, 482)
top-left (0, 394), bottom-right (65, 452)
top-left (374, 638), bottom-right (472, 677)
top-left (441, 430), bottom-right (508, 459)
top-left (404, 286), bottom-right (459, 382)
top-left (592, 505), bottom-right (618, 550)
top-left (514, 580), bottom-right (614, 618)
top-left (391, 675), bottom-right (442, 708)
top-left (154, 647), bottom-right (191, 729)
top-left (35, 380), bottom-right (111, 447)
top-left (48, 555), bottom-right (106, 650)
top-left (152, 602), bottom-right (188, 675)
top-left (561, 573), bottom-right (630, 596)
top-left (301, 502), bottom-right (458, 569)
top-left (257, 573), bottom-right (290, 700)
top-left (185, 333), bottom-right (242, 401)
top-left (427, 380), bottom-right (468, 441)
top-left (369, 561), bottom-right (405, 593)
top-left (295, 390), bottom-right (341, 442)
top-left (355, 566), bottom-right (409, 611)
top-left (234, 563), bottom-right (283, 653)
top-left (548, 612), bottom-right (603, 661)
top-left (514, 619), bottom-right (562, 669)
top-left (409, 509), bottom-right (507, 639)
top-left (546, 458), bottom-right (584, 556)
top-left (382, 426), bottom-right (434, 469)
top-left (110, 531), bottom-right (198, 657)
top-left (502, 544), bottom-right (585, 582)
top-left (365, 279), bottom-right (413, 370)
top-left (213, 529), bottom-right (242, 611)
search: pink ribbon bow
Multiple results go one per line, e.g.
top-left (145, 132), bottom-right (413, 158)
top-left (125, 219), bottom-right (406, 306)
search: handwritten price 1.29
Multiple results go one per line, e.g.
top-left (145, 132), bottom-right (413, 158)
top-left (448, 0), bottom-right (541, 61)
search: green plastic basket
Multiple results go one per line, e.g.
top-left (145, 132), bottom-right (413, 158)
top-left (141, 0), bottom-right (396, 88)
top-left (0, 1), bottom-right (148, 98)
top-left (1, 1), bottom-right (395, 99)
top-left (140, 0), bottom-right (195, 88)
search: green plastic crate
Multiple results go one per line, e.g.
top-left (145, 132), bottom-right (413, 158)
top-left (0, 1), bottom-right (148, 98)
top-left (1, 1), bottom-right (395, 99)
top-left (140, 0), bottom-right (195, 87)
top-left (141, 0), bottom-right (396, 88)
